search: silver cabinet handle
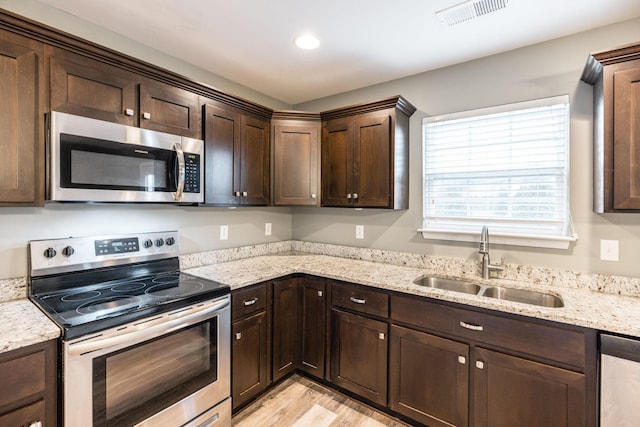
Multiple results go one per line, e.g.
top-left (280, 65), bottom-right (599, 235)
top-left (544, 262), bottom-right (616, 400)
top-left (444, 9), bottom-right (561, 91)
top-left (235, 332), bottom-right (242, 340)
top-left (243, 298), bottom-right (258, 306)
top-left (173, 142), bottom-right (185, 201)
top-left (142, 112), bottom-right (151, 120)
top-left (379, 332), bottom-right (385, 340)
top-left (349, 297), bottom-right (366, 304)
top-left (242, 191), bottom-right (248, 197)
top-left (347, 193), bottom-right (352, 199)
top-left (311, 193), bottom-right (317, 199)
top-left (460, 321), bottom-right (483, 331)
top-left (29, 422), bottom-right (42, 427)
top-left (234, 191), bottom-right (240, 197)
top-left (353, 193), bottom-right (359, 199)
top-left (476, 361), bottom-right (485, 370)
top-left (317, 290), bottom-right (323, 297)
top-left (458, 356), bottom-right (466, 365)
top-left (124, 108), bottom-right (134, 116)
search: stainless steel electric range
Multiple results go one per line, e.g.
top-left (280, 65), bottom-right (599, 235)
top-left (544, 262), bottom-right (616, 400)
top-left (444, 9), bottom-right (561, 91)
top-left (28, 231), bottom-right (231, 427)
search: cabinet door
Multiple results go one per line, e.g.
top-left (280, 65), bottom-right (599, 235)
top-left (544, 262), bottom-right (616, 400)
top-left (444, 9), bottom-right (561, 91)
top-left (389, 325), bottom-right (469, 427)
top-left (0, 32), bottom-right (44, 206)
top-left (330, 309), bottom-right (388, 406)
top-left (240, 115), bottom-right (270, 205)
top-left (354, 113), bottom-right (391, 207)
top-left (299, 276), bottom-right (327, 378)
top-left (0, 399), bottom-right (45, 427)
top-left (272, 122), bottom-right (320, 206)
top-left (272, 278), bottom-right (299, 382)
top-left (204, 103), bottom-right (242, 205)
top-left (613, 66), bottom-right (640, 209)
top-left (322, 117), bottom-right (354, 207)
top-left (49, 53), bottom-right (137, 126)
top-left (232, 311), bottom-right (268, 410)
top-left (473, 347), bottom-right (585, 427)
top-left (139, 81), bottom-right (200, 138)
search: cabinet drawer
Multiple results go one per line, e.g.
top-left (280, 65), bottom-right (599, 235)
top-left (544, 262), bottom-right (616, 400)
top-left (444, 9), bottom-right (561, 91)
top-left (232, 284), bottom-right (267, 321)
top-left (391, 294), bottom-right (458, 334)
top-left (332, 281), bottom-right (388, 318)
top-left (453, 309), bottom-right (587, 370)
top-left (0, 348), bottom-right (45, 407)
top-left (0, 399), bottom-right (45, 427)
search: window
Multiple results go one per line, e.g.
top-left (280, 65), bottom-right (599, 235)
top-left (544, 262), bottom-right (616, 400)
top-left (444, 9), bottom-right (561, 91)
top-left (420, 95), bottom-right (576, 249)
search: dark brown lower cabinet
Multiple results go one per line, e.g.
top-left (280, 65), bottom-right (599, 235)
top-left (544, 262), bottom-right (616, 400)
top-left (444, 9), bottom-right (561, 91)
top-left (472, 347), bottom-right (586, 427)
top-left (232, 311), bottom-right (268, 409)
top-left (272, 277), bottom-right (299, 382)
top-left (298, 276), bottom-right (327, 378)
top-left (330, 309), bottom-right (388, 406)
top-left (389, 325), bottom-right (469, 427)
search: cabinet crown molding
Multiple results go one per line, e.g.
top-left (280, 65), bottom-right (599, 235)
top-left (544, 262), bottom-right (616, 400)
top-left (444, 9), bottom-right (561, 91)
top-left (581, 40), bottom-right (640, 85)
top-left (321, 95), bottom-right (416, 121)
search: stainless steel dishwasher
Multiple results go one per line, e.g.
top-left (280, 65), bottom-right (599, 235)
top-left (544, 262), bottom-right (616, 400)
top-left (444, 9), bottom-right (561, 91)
top-left (600, 333), bottom-right (640, 427)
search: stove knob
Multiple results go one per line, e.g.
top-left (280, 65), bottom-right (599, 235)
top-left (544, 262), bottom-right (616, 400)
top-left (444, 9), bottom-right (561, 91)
top-left (62, 246), bottom-right (75, 257)
top-left (155, 239), bottom-right (164, 247)
top-left (165, 237), bottom-right (175, 246)
top-left (143, 239), bottom-right (153, 249)
top-left (43, 247), bottom-right (57, 258)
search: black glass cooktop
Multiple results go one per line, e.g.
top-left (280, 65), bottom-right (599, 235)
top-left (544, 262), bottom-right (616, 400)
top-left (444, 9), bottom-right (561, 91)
top-left (30, 264), bottom-right (229, 340)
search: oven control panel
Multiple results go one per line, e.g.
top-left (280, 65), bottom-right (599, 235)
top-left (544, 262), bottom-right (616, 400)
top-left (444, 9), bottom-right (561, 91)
top-left (29, 231), bottom-right (180, 277)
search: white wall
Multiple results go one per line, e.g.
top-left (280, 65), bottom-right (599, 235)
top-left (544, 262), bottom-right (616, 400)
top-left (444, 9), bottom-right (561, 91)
top-left (293, 18), bottom-right (640, 278)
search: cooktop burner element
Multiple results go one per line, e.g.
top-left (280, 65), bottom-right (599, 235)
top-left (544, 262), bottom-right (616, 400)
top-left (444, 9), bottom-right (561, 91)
top-left (28, 231), bottom-right (229, 340)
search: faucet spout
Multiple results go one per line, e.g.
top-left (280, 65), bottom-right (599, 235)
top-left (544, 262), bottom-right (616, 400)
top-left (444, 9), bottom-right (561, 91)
top-left (479, 226), bottom-right (503, 279)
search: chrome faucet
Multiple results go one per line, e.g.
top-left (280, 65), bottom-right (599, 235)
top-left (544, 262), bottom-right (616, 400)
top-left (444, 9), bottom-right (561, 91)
top-left (479, 226), bottom-right (503, 280)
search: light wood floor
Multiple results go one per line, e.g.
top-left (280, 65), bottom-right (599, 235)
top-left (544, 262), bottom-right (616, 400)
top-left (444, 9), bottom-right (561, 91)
top-left (232, 374), bottom-right (411, 427)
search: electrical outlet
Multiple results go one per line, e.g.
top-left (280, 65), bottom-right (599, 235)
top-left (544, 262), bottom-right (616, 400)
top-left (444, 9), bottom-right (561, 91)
top-left (220, 225), bottom-right (228, 241)
top-left (600, 239), bottom-right (619, 261)
top-left (265, 223), bottom-right (272, 236)
top-left (356, 225), bottom-right (364, 239)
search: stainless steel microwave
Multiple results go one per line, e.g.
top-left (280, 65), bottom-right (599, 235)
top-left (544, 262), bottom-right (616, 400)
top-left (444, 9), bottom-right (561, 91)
top-left (48, 111), bottom-right (204, 203)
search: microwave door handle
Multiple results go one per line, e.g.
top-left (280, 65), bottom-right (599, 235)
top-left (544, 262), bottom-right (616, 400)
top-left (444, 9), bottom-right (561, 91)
top-left (173, 142), bottom-right (185, 201)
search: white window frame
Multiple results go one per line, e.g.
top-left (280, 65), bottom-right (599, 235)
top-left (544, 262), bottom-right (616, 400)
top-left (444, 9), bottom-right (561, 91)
top-left (418, 95), bottom-right (577, 249)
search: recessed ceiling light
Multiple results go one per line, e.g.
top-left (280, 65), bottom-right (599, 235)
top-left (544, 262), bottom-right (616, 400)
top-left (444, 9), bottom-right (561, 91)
top-left (295, 34), bottom-right (320, 50)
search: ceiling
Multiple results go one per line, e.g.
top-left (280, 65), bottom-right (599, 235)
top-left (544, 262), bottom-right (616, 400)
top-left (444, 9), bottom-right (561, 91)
top-left (33, 0), bottom-right (640, 105)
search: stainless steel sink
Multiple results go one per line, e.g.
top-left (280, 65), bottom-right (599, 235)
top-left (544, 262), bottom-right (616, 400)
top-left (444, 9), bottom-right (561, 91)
top-left (480, 286), bottom-right (564, 308)
top-left (413, 276), bottom-right (481, 295)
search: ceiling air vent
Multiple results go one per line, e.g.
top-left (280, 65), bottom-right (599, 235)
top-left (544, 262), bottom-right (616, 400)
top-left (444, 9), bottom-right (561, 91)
top-left (436, 0), bottom-right (510, 27)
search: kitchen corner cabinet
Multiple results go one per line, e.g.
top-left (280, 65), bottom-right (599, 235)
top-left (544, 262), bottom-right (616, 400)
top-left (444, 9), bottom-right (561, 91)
top-left (203, 103), bottom-right (270, 206)
top-left (321, 96), bottom-right (415, 209)
top-left (330, 282), bottom-right (389, 406)
top-left (272, 277), bottom-right (299, 382)
top-left (0, 30), bottom-right (45, 206)
top-left (581, 41), bottom-right (640, 212)
top-left (0, 339), bottom-right (57, 426)
top-left (298, 276), bottom-right (328, 378)
top-left (49, 48), bottom-right (201, 138)
top-left (231, 284), bottom-right (270, 410)
top-left (390, 294), bottom-right (597, 427)
top-left (271, 112), bottom-right (321, 206)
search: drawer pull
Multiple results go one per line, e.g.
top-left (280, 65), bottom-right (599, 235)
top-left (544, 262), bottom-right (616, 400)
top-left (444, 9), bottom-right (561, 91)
top-left (29, 421), bottom-right (43, 427)
top-left (236, 332), bottom-right (242, 340)
top-left (317, 290), bottom-right (323, 297)
top-left (243, 298), bottom-right (258, 306)
top-left (124, 108), bottom-right (134, 116)
top-left (379, 332), bottom-right (385, 340)
top-left (460, 321), bottom-right (483, 331)
top-left (476, 361), bottom-right (485, 370)
top-left (350, 297), bottom-right (366, 304)
top-left (142, 111), bottom-right (151, 120)
top-left (458, 356), bottom-right (466, 365)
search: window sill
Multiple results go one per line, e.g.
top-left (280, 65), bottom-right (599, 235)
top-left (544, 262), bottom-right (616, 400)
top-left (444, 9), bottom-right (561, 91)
top-left (418, 229), bottom-right (577, 249)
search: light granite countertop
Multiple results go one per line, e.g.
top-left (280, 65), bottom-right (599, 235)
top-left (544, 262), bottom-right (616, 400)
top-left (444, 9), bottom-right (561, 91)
top-left (186, 253), bottom-right (640, 338)
top-left (3, 244), bottom-right (640, 355)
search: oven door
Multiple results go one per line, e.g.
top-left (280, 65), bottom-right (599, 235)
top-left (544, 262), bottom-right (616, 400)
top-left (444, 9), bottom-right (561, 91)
top-left (63, 295), bottom-right (230, 427)
top-left (49, 111), bottom-right (203, 203)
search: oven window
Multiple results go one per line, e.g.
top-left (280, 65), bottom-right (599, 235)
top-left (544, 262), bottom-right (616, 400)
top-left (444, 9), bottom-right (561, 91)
top-left (93, 319), bottom-right (218, 426)
top-left (60, 133), bottom-right (175, 192)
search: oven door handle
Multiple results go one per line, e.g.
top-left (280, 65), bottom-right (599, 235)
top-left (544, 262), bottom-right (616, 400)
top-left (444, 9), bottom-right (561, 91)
top-left (172, 142), bottom-right (185, 202)
top-left (68, 297), bottom-right (229, 356)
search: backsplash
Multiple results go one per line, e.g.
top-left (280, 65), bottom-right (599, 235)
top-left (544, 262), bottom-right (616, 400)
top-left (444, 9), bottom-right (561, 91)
top-left (2, 240), bottom-right (639, 303)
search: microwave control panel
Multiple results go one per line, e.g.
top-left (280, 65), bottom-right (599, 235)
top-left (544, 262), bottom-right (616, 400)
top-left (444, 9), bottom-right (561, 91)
top-left (184, 154), bottom-right (200, 193)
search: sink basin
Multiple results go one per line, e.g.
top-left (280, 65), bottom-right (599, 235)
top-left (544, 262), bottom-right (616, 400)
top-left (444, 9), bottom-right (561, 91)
top-left (413, 276), bottom-right (481, 295)
top-left (481, 286), bottom-right (564, 308)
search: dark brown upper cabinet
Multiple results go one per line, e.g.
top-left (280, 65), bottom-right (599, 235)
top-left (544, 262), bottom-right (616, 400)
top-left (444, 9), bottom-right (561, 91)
top-left (0, 30), bottom-right (45, 206)
top-left (271, 112), bottom-right (321, 206)
top-left (582, 41), bottom-right (640, 212)
top-left (321, 96), bottom-right (415, 209)
top-left (203, 103), bottom-right (270, 206)
top-left (49, 48), bottom-right (201, 138)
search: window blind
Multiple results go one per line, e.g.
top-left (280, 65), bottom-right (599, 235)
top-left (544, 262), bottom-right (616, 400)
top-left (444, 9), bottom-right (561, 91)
top-left (422, 95), bottom-right (574, 244)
